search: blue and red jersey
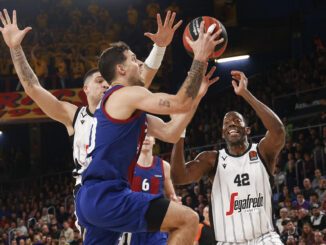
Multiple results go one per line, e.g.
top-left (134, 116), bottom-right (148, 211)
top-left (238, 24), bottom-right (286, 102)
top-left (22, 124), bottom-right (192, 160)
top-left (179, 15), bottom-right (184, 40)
top-left (131, 156), bottom-right (165, 195)
top-left (82, 85), bottom-right (147, 187)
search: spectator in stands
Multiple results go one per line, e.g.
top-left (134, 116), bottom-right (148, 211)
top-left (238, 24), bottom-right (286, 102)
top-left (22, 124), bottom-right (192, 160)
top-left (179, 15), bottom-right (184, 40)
top-left (313, 169), bottom-right (325, 190)
top-left (297, 208), bottom-right (311, 234)
top-left (281, 220), bottom-right (299, 243)
top-left (70, 230), bottom-right (82, 245)
top-left (194, 206), bottom-right (214, 245)
top-left (313, 230), bottom-right (326, 245)
top-left (274, 165), bottom-right (286, 191)
top-left (59, 221), bottom-right (73, 243)
top-left (303, 178), bottom-right (316, 200)
top-left (301, 222), bottom-right (315, 244)
top-left (279, 186), bottom-right (294, 206)
top-left (311, 204), bottom-right (326, 231)
top-left (276, 208), bottom-right (289, 233)
top-left (286, 234), bottom-right (297, 245)
top-left (50, 223), bottom-right (60, 240)
top-left (293, 192), bottom-right (310, 210)
top-left (310, 192), bottom-right (321, 206)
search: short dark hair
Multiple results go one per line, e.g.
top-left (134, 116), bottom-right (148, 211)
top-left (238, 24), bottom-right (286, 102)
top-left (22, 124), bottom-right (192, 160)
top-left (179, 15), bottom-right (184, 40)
top-left (98, 42), bottom-right (130, 84)
top-left (83, 68), bottom-right (99, 85)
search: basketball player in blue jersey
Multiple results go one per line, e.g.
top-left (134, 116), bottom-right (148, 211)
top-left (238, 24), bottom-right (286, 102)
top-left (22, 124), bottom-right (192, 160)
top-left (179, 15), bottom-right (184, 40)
top-left (119, 135), bottom-right (179, 245)
top-left (0, 8), bottom-right (183, 236)
top-left (76, 20), bottom-right (223, 244)
top-left (170, 71), bottom-right (286, 245)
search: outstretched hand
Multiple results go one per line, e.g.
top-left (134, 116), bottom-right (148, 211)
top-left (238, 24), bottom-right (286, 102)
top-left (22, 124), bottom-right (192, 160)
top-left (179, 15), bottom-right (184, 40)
top-left (0, 9), bottom-right (32, 48)
top-left (198, 65), bottom-right (219, 99)
top-left (231, 70), bottom-right (248, 96)
top-left (144, 10), bottom-right (182, 47)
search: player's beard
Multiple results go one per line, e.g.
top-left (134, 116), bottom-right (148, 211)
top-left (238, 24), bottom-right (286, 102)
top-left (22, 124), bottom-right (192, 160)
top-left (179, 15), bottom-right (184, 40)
top-left (129, 73), bottom-right (145, 87)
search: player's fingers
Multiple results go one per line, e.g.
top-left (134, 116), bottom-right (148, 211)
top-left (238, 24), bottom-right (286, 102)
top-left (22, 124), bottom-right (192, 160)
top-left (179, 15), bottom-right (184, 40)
top-left (211, 28), bottom-right (222, 40)
top-left (12, 10), bottom-right (16, 25)
top-left (207, 23), bottom-right (216, 34)
top-left (0, 27), bottom-right (3, 32)
top-left (209, 76), bottom-right (220, 85)
top-left (22, 26), bottom-right (32, 35)
top-left (185, 36), bottom-right (193, 47)
top-left (206, 66), bottom-right (216, 78)
top-left (163, 10), bottom-right (171, 27)
top-left (172, 20), bottom-right (183, 31)
top-left (232, 80), bottom-right (238, 89)
top-left (144, 32), bottom-right (154, 39)
top-left (156, 13), bottom-right (162, 27)
top-left (231, 70), bottom-right (241, 75)
top-left (3, 9), bottom-right (11, 25)
top-left (0, 11), bottom-right (7, 26)
top-left (168, 12), bottom-right (176, 27)
top-left (214, 38), bottom-right (224, 46)
top-left (199, 20), bottom-right (205, 34)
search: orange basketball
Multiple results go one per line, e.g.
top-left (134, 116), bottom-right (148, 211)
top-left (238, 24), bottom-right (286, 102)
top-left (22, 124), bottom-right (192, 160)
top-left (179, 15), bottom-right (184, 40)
top-left (183, 16), bottom-right (228, 60)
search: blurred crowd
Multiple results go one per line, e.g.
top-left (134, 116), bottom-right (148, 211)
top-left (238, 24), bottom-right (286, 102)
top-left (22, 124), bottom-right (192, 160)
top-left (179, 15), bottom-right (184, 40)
top-left (0, 176), bottom-right (81, 245)
top-left (0, 0), bottom-right (208, 92)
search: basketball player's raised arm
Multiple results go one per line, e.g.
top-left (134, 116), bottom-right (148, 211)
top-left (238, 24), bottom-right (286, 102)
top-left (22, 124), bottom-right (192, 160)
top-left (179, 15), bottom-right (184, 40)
top-left (122, 24), bottom-right (222, 116)
top-left (146, 66), bottom-right (219, 143)
top-left (142, 11), bottom-right (182, 88)
top-left (0, 10), bottom-right (77, 134)
top-left (231, 71), bottom-right (285, 173)
top-left (170, 138), bottom-right (216, 185)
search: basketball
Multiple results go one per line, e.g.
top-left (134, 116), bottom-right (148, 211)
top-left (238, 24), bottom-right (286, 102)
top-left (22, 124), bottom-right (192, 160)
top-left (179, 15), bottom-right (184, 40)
top-left (183, 16), bottom-right (228, 60)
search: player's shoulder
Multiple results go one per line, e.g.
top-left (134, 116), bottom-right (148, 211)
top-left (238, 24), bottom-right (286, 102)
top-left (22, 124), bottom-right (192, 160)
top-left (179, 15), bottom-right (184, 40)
top-left (196, 150), bottom-right (218, 164)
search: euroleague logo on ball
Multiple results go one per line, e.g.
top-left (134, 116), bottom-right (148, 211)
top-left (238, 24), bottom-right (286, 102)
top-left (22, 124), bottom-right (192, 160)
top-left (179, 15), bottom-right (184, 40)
top-left (183, 16), bottom-right (228, 60)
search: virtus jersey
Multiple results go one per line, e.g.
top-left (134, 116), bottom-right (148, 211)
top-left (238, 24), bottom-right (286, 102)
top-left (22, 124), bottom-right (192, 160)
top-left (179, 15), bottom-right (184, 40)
top-left (211, 143), bottom-right (274, 243)
top-left (71, 106), bottom-right (95, 186)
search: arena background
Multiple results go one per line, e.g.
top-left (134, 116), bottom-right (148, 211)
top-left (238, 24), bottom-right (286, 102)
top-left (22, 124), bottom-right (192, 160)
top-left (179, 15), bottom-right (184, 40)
top-left (0, 0), bottom-right (326, 244)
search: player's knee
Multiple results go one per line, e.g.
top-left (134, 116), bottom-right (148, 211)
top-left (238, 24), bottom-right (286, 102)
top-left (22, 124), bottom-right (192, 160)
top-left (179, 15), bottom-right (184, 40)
top-left (182, 207), bottom-right (199, 227)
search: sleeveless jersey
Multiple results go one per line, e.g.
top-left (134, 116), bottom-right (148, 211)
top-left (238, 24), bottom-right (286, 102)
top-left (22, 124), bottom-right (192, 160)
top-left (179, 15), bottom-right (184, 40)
top-left (82, 85), bottom-right (147, 187)
top-left (211, 143), bottom-right (274, 243)
top-left (71, 106), bottom-right (95, 186)
top-left (131, 156), bottom-right (165, 195)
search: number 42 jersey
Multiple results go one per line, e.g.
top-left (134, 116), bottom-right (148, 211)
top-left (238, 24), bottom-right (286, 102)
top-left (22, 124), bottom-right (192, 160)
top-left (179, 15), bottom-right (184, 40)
top-left (211, 143), bottom-right (275, 243)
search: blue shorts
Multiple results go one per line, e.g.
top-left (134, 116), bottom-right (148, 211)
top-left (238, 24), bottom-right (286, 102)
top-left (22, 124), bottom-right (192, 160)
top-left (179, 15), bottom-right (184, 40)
top-left (75, 180), bottom-right (162, 245)
top-left (130, 232), bottom-right (168, 245)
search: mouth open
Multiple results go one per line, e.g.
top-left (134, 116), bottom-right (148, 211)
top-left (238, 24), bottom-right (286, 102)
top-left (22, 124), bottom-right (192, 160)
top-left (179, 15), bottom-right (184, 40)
top-left (228, 129), bottom-right (240, 137)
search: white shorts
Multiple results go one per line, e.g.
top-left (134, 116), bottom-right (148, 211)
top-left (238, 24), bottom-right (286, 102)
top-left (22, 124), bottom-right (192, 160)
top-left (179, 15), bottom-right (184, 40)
top-left (217, 232), bottom-right (283, 245)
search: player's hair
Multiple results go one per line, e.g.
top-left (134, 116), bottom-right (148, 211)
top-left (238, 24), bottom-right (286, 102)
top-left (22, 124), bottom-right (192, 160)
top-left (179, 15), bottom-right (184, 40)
top-left (224, 111), bottom-right (248, 126)
top-left (83, 68), bottom-right (100, 85)
top-left (98, 42), bottom-right (130, 84)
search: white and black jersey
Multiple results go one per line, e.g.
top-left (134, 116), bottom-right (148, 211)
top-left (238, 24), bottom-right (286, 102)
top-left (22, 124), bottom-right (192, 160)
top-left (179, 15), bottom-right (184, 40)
top-left (71, 106), bottom-right (95, 186)
top-left (211, 143), bottom-right (275, 243)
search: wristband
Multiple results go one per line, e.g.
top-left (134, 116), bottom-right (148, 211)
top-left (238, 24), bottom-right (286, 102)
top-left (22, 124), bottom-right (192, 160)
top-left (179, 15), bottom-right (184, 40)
top-left (180, 129), bottom-right (186, 138)
top-left (144, 44), bottom-right (166, 69)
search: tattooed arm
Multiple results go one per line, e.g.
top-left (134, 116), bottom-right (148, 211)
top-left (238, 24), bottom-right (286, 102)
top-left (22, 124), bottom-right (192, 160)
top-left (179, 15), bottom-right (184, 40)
top-left (146, 66), bottom-right (219, 143)
top-left (0, 10), bottom-right (77, 135)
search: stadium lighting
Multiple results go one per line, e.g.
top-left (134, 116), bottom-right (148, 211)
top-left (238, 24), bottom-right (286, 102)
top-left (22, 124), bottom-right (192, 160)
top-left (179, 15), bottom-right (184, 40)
top-left (215, 55), bottom-right (250, 63)
top-left (0, 131), bottom-right (2, 135)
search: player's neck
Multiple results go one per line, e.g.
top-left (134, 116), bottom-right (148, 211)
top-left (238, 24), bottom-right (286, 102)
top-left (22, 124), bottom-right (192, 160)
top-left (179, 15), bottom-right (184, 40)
top-left (226, 141), bottom-right (249, 155)
top-left (88, 104), bottom-right (97, 115)
top-left (138, 151), bottom-right (153, 167)
top-left (110, 78), bottom-right (128, 87)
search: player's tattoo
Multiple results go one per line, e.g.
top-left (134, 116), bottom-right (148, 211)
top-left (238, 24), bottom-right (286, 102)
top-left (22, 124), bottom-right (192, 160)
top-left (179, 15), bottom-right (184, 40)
top-left (10, 46), bottom-right (38, 87)
top-left (184, 60), bottom-right (205, 99)
top-left (159, 99), bottom-right (171, 107)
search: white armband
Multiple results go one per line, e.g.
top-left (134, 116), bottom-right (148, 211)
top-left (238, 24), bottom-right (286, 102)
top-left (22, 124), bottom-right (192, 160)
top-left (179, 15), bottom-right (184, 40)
top-left (180, 129), bottom-right (186, 138)
top-left (144, 44), bottom-right (166, 69)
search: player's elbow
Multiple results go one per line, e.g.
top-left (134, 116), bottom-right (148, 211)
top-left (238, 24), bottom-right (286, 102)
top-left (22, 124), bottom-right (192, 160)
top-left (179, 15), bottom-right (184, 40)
top-left (273, 125), bottom-right (286, 146)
